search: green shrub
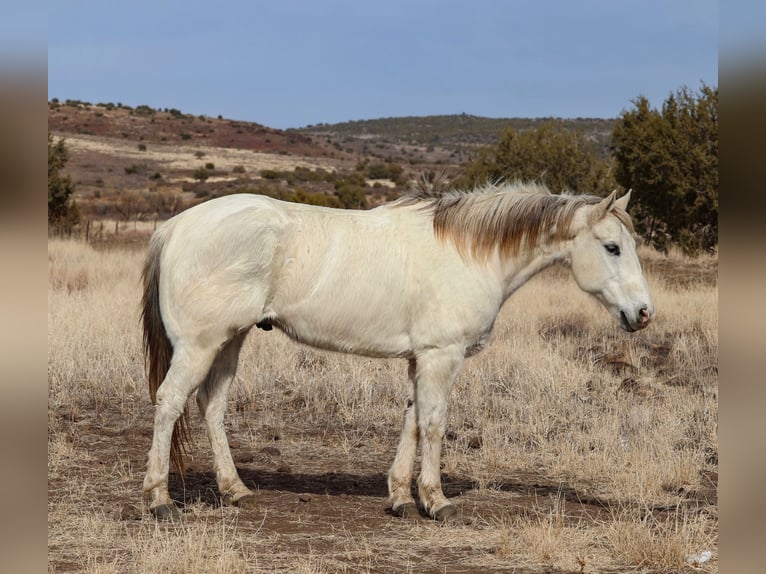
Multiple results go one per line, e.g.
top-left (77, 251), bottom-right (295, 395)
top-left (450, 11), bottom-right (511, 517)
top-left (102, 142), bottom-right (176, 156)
top-left (366, 162), bottom-right (403, 180)
top-left (260, 169), bottom-right (281, 180)
top-left (48, 133), bottom-right (79, 232)
top-left (334, 183), bottom-right (368, 209)
top-left (612, 84), bottom-right (717, 253)
top-left (455, 120), bottom-right (615, 195)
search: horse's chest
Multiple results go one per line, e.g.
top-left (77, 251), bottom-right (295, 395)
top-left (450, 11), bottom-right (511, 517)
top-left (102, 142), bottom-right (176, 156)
top-left (465, 330), bottom-right (493, 357)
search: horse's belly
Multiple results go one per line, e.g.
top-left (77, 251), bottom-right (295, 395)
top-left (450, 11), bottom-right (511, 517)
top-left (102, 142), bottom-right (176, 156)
top-left (275, 311), bottom-right (413, 358)
top-left (267, 255), bottom-right (415, 357)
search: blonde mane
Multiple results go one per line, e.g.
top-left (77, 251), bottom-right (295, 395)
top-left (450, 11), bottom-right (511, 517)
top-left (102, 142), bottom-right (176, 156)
top-left (404, 181), bottom-right (633, 260)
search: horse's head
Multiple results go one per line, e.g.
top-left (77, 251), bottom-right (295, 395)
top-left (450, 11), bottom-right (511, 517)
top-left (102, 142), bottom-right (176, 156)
top-left (568, 190), bottom-right (653, 332)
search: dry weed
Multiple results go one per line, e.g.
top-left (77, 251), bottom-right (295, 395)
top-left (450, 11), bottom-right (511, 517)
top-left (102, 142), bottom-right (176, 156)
top-left (606, 506), bottom-right (717, 572)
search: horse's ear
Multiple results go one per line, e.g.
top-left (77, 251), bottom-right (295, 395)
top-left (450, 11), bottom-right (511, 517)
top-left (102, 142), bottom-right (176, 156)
top-left (613, 189), bottom-right (631, 211)
top-left (589, 190), bottom-right (617, 223)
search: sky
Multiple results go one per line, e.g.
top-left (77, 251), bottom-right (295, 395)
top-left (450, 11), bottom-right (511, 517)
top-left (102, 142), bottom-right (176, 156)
top-left (47, 0), bottom-right (718, 130)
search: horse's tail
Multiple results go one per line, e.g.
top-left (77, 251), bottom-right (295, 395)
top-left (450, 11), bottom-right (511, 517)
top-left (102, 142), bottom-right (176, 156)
top-left (141, 223), bottom-right (189, 475)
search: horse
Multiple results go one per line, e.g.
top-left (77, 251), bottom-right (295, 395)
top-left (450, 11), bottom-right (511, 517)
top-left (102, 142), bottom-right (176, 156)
top-left (141, 181), bottom-right (653, 521)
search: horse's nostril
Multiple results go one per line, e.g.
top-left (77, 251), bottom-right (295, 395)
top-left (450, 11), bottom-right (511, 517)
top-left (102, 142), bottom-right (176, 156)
top-left (639, 306), bottom-right (651, 323)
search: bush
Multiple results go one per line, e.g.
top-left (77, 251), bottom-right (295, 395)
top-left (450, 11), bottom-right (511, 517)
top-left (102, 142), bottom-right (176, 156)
top-left (260, 169), bottom-right (281, 180)
top-left (612, 84), bottom-right (718, 253)
top-left (334, 173), bottom-right (367, 188)
top-left (334, 182), bottom-right (368, 209)
top-left (290, 188), bottom-right (343, 208)
top-left (193, 167), bottom-right (210, 181)
top-left (135, 104), bottom-right (155, 115)
top-left (455, 120), bottom-right (616, 195)
top-left (366, 162), bottom-right (403, 180)
top-left (48, 133), bottom-right (79, 232)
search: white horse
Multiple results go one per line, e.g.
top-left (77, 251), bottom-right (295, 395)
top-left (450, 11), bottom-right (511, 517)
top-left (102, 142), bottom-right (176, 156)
top-left (141, 181), bottom-right (653, 521)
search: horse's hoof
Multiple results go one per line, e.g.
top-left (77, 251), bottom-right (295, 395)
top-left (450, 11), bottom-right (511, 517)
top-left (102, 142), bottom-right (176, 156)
top-left (433, 504), bottom-right (459, 522)
top-left (151, 504), bottom-right (181, 521)
top-left (390, 502), bottom-right (420, 518)
top-left (232, 494), bottom-right (258, 510)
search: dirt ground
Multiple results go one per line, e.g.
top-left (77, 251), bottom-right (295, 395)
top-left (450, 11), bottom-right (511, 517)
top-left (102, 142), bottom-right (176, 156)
top-left (48, 359), bottom-right (717, 571)
top-left (54, 395), bottom-right (697, 574)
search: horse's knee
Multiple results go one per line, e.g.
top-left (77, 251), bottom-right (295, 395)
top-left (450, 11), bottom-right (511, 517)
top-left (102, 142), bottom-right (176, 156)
top-left (417, 410), bottom-right (447, 444)
top-left (153, 390), bottom-right (187, 425)
top-left (155, 379), bottom-right (184, 406)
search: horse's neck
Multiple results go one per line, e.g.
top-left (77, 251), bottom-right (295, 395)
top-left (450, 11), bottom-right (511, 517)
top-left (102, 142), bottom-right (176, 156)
top-left (498, 240), bottom-right (570, 300)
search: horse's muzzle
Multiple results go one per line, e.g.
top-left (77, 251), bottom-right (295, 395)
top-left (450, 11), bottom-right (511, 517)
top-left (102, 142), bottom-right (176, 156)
top-left (638, 305), bottom-right (652, 326)
top-left (621, 305), bottom-right (652, 332)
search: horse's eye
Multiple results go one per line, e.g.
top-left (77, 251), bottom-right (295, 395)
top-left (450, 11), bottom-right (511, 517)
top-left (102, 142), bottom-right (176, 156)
top-left (604, 243), bottom-right (621, 256)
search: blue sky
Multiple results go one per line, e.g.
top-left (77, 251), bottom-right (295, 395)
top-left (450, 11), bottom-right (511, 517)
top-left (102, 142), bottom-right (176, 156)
top-left (47, 0), bottom-right (718, 129)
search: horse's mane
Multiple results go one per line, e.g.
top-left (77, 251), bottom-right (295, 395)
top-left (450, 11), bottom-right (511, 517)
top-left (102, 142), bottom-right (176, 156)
top-left (396, 181), bottom-right (633, 260)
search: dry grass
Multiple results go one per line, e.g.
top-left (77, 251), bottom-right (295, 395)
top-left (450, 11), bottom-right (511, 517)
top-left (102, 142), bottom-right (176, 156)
top-left (62, 134), bottom-right (332, 175)
top-left (48, 237), bottom-right (717, 573)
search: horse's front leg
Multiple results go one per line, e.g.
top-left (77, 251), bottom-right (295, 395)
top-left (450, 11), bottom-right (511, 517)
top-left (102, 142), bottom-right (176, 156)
top-left (388, 360), bottom-right (419, 517)
top-left (414, 346), bottom-right (464, 521)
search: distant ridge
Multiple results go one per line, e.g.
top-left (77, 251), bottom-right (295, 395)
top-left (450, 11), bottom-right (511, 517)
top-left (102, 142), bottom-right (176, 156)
top-left (49, 100), bottom-right (616, 157)
top-left (294, 113), bottom-right (616, 148)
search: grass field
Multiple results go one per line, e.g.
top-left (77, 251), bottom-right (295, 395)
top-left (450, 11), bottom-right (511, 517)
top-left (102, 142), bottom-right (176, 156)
top-left (48, 237), bottom-right (717, 573)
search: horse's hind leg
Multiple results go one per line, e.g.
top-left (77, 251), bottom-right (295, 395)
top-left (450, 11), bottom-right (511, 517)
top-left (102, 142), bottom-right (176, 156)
top-left (195, 330), bottom-right (256, 509)
top-left (143, 343), bottom-right (219, 518)
top-left (387, 359), bottom-right (419, 517)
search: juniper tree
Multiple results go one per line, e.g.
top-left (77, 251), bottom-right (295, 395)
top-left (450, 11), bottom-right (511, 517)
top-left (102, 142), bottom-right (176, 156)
top-left (48, 132), bottom-right (79, 232)
top-left (612, 84), bottom-right (718, 253)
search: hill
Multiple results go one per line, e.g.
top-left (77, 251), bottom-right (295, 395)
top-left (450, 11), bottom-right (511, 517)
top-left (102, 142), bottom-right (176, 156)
top-left (49, 99), bottom-right (335, 158)
top-left (48, 100), bottom-right (418, 236)
top-left (294, 114), bottom-right (616, 164)
top-left (48, 101), bottom-right (617, 242)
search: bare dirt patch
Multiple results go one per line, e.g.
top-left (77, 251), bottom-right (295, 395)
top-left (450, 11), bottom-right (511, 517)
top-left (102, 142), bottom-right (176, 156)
top-left (50, 398), bottom-right (624, 573)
